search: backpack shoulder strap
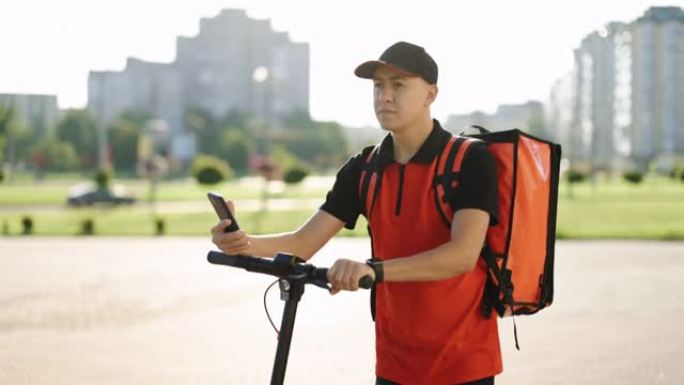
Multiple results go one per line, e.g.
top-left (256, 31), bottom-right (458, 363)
top-left (358, 144), bottom-right (383, 323)
top-left (358, 145), bottom-right (383, 218)
top-left (432, 135), bottom-right (481, 227)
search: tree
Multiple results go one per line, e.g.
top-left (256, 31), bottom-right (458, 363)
top-left (526, 115), bottom-right (547, 138)
top-left (109, 112), bottom-right (149, 174)
top-left (219, 110), bottom-right (250, 131)
top-left (56, 109), bottom-right (97, 170)
top-left (0, 134), bottom-right (5, 165)
top-left (279, 111), bottom-right (349, 170)
top-left (0, 106), bottom-right (10, 165)
top-left (189, 107), bottom-right (348, 174)
top-left (186, 107), bottom-right (218, 156)
top-left (187, 107), bottom-right (255, 175)
top-left (30, 138), bottom-right (79, 172)
top-left (313, 121), bottom-right (348, 168)
top-left (222, 129), bottom-right (251, 174)
top-left (271, 144), bottom-right (301, 171)
top-left (189, 108), bottom-right (254, 169)
top-left (0, 106), bottom-right (31, 176)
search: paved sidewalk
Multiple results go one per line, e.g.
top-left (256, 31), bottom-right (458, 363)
top-left (1, 238), bottom-right (683, 384)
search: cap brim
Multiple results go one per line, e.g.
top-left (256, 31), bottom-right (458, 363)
top-left (354, 60), bottom-right (418, 79)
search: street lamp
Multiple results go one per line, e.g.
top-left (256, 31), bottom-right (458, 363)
top-left (252, 66), bottom-right (270, 156)
top-left (140, 119), bottom-right (169, 210)
top-left (252, 66), bottom-right (269, 84)
top-left (91, 76), bottom-right (110, 171)
top-left (253, 66), bottom-right (272, 216)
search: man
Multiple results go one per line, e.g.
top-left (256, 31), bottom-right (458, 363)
top-left (211, 41), bottom-right (502, 385)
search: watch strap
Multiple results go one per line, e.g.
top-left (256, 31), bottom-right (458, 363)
top-left (365, 259), bottom-right (384, 283)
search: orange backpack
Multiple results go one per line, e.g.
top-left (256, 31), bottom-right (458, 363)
top-left (359, 126), bottom-right (561, 347)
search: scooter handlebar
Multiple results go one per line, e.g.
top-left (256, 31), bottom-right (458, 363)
top-left (207, 251), bottom-right (373, 289)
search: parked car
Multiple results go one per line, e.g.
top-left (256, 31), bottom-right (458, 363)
top-left (67, 182), bottom-right (136, 207)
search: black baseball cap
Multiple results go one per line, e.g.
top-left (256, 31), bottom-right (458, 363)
top-left (354, 41), bottom-right (438, 85)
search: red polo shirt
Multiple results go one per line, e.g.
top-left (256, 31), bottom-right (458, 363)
top-left (322, 120), bottom-right (502, 384)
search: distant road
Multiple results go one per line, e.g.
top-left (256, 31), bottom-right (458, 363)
top-left (1, 238), bottom-right (683, 384)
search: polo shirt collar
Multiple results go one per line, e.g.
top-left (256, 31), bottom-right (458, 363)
top-left (376, 119), bottom-right (452, 168)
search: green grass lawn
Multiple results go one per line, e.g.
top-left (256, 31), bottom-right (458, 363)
top-left (1, 175), bottom-right (683, 239)
top-left (0, 206), bottom-right (367, 237)
top-left (556, 177), bottom-right (684, 240)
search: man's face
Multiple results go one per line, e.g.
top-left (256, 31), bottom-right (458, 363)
top-left (372, 65), bottom-right (436, 132)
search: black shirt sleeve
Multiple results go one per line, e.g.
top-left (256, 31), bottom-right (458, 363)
top-left (449, 143), bottom-right (499, 226)
top-left (319, 150), bottom-right (367, 230)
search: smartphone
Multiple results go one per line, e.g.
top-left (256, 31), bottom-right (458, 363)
top-left (207, 192), bottom-right (240, 232)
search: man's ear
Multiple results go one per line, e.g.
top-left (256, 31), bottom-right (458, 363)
top-left (426, 85), bottom-right (438, 106)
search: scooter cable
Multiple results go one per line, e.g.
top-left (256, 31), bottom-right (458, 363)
top-left (263, 279), bottom-right (280, 336)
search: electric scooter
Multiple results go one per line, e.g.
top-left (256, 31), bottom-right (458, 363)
top-left (207, 250), bottom-right (373, 385)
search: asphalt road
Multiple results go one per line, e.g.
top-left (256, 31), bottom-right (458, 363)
top-left (1, 237), bottom-right (683, 384)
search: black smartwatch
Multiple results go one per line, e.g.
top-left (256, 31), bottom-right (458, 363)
top-left (365, 259), bottom-right (384, 283)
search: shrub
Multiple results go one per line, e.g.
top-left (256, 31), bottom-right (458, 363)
top-left (191, 155), bottom-right (233, 185)
top-left (283, 165), bottom-right (309, 185)
top-left (95, 167), bottom-right (114, 190)
top-left (21, 216), bottom-right (33, 235)
top-left (80, 218), bottom-right (95, 235)
top-left (670, 161), bottom-right (683, 180)
top-left (623, 170), bottom-right (644, 184)
top-left (566, 169), bottom-right (587, 183)
top-left (155, 218), bottom-right (166, 236)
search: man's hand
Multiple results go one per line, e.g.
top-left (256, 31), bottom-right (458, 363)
top-left (210, 200), bottom-right (252, 255)
top-left (327, 259), bottom-right (375, 295)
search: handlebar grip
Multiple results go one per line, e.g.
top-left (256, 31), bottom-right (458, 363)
top-left (207, 251), bottom-right (279, 275)
top-left (314, 268), bottom-right (374, 290)
top-left (207, 251), bottom-right (239, 266)
top-left (359, 275), bottom-right (374, 289)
